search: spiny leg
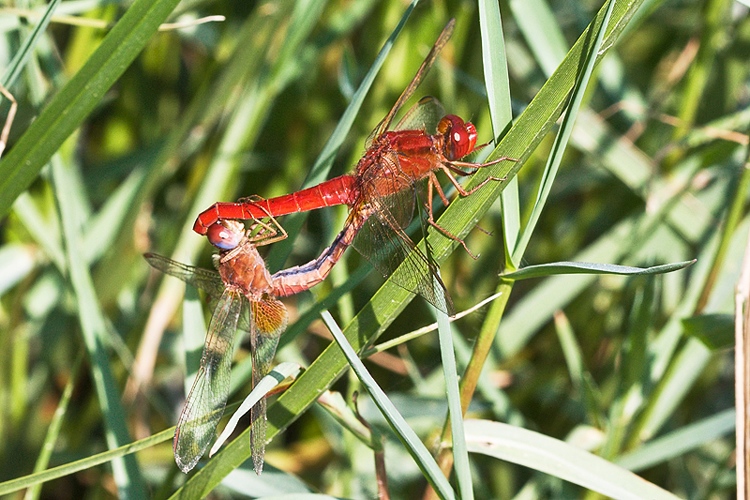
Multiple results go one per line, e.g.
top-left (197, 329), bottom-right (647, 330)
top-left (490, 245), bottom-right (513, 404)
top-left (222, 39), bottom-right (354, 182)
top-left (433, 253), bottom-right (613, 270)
top-left (424, 173), bottom-right (478, 259)
top-left (233, 197), bottom-right (289, 246)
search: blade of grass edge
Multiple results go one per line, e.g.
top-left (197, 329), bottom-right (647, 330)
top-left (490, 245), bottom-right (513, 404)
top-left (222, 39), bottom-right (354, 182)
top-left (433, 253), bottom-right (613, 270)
top-left (437, 306), bottom-right (472, 500)
top-left (511, 0), bottom-right (617, 263)
top-left (0, 0), bottom-right (182, 218)
top-left (478, 0), bottom-right (518, 269)
top-left (465, 419), bottom-right (680, 499)
top-left (51, 156), bottom-right (146, 497)
top-left (321, 311), bottom-right (456, 500)
top-left (0, 429), bottom-right (173, 496)
top-left (501, 260), bottom-right (696, 280)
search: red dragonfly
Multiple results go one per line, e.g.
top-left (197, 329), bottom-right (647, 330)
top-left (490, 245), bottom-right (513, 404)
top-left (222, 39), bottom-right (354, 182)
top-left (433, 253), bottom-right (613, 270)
top-left (146, 220), bottom-right (306, 474)
top-left (194, 20), bottom-right (512, 313)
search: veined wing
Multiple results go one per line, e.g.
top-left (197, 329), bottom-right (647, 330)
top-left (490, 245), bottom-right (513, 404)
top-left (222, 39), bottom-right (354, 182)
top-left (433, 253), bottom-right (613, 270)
top-left (371, 20), bottom-right (455, 139)
top-left (394, 96), bottom-right (445, 134)
top-left (248, 297), bottom-right (288, 474)
top-left (173, 288), bottom-right (243, 473)
top-left (353, 188), bottom-right (453, 315)
top-left (144, 253), bottom-right (224, 297)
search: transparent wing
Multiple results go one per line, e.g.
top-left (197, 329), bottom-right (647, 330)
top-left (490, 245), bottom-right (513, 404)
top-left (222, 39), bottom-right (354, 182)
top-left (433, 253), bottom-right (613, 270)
top-left (352, 187), bottom-right (453, 315)
top-left (173, 288), bottom-right (243, 473)
top-left (144, 253), bottom-right (224, 297)
top-left (394, 96), bottom-right (445, 134)
top-left (248, 297), bottom-right (288, 474)
top-left (371, 20), bottom-right (455, 139)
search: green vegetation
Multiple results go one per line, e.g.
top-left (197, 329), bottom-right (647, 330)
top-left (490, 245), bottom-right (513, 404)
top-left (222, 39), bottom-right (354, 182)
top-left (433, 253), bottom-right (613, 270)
top-left (0, 0), bottom-right (742, 497)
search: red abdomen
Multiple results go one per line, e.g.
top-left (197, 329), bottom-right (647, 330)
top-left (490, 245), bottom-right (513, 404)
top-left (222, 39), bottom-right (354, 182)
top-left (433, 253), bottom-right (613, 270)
top-left (193, 175), bottom-right (358, 234)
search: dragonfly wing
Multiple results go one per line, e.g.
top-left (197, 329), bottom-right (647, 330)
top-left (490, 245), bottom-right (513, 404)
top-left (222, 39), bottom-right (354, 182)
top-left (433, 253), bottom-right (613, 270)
top-left (353, 190), bottom-right (453, 315)
top-left (394, 96), bottom-right (445, 134)
top-left (372, 20), bottom-right (456, 138)
top-left (357, 150), bottom-right (416, 230)
top-left (173, 288), bottom-right (242, 473)
top-left (248, 297), bottom-right (288, 474)
top-left (144, 253), bottom-right (224, 297)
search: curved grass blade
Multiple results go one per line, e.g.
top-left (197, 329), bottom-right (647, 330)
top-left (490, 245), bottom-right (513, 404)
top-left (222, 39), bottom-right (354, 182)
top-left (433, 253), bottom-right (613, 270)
top-left (465, 419), bottom-right (680, 500)
top-left (321, 311), bottom-right (456, 500)
top-left (210, 362), bottom-right (302, 457)
top-left (501, 259), bottom-right (697, 280)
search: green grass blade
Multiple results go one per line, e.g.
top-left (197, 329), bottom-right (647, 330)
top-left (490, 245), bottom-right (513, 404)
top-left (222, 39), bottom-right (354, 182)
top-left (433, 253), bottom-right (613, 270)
top-left (0, 0), bottom-right (182, 217)
top-left (51, 157), bottom-right (146, 497)
top-left (512, 0), bottom-right (616, 262)
top-left (0, 429), bottom-right (173, 496)
top-left (465, 419), bottom-right (680, 499)
top-left (437, 308), bottom-right (472, 500)
top-left (321, 311), bottom-right (456, 500)
top-left (479, 0), bottom-right (512, 134)
top-left (496, 216), bottom-right (636, 358)
top-left (616, 409), bottom-right (735, 472)
top-left (478, 0), bottom-right (518, 269)
top-left (23, 354), bottom-right (82, 500)
top-left (502, 259), bottom-right (696, 280)
top-left (1, 0), bottom-right (60, 87)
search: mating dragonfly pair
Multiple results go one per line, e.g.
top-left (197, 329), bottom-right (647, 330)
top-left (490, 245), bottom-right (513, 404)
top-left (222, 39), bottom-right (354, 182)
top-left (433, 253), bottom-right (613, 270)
top-left (146, 19), bottom-right (513, 474)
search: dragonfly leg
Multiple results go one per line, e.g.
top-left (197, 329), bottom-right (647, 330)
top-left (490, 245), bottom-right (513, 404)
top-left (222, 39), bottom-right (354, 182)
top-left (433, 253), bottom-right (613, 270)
top-left (440, 164), bottom-right (505, 197)
top-left (248, 215), bottom-right (288, 246)
top-left (448, 155), bottom-right (517, 171)
top-left (427, 171), bottom-right (452, 212)
top-left (235, 200), bottom-right (288, 246)
top-left (237, 194), bottom-right (265, 203)
top-left (426, 216), bottom-right (479, 260)
top-left (425, 176), bottom-right (478, 259)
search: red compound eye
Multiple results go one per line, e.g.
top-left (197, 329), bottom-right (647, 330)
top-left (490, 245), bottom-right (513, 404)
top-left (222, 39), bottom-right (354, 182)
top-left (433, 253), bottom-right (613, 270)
top-left (206, 222), bottom-right (242, 250)
top-left (438, 115), bottom-right (478, 160)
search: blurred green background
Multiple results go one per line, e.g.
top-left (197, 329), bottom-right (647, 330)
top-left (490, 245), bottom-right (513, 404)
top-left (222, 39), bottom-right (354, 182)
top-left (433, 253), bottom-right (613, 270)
top-left (0, 0), bottom-right (745, 497)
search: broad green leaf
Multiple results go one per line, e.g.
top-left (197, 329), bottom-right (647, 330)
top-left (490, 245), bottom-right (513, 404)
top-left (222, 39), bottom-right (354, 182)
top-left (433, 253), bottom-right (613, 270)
top-left (465, 419), bottom-right (680, 500)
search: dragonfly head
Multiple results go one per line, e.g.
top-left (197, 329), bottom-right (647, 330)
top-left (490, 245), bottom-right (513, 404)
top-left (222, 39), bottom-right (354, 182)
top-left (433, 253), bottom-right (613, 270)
top-left (206, 221), bottom-right (245, 250)
top-left (438, 115), bottom-right (478, 160)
